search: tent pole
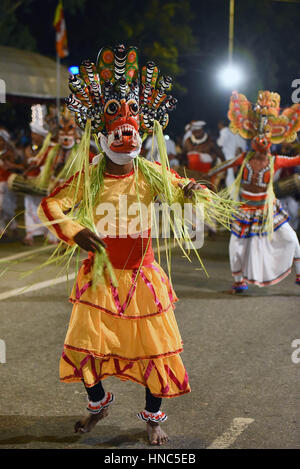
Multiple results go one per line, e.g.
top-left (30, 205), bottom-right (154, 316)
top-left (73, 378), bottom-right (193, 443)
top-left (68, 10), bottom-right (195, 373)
top-left (56, 53), bottom-right (60, 120)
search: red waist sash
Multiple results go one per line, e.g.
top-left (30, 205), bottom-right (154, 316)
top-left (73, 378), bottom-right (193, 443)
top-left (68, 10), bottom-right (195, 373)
top-left (102, 230), bottom-right (154, 269)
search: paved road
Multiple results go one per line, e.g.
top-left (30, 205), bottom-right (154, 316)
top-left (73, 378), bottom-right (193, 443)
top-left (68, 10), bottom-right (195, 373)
top-left (0, 232), bottom-right (299, 449)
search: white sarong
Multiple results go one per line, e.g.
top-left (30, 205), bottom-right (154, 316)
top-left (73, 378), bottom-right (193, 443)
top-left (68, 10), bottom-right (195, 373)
top-left (230, 222), bottom-right (300, 287)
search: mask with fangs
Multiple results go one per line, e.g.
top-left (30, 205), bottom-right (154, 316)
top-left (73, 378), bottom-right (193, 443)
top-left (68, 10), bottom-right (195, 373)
top-left (65, 44), bottom-right (177, 161)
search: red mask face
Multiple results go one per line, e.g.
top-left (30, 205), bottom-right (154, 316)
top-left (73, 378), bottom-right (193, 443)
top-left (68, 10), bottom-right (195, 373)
top-left (251, 136), bottom-right (271, 153)
top-left (58, 119), bottom-right (78, 149)
top-left (104, 98), bottom-right (140, 153)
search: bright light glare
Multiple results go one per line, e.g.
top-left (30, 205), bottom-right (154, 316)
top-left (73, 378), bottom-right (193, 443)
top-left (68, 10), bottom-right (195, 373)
top-left (68, 66), bottom-right (79, 75)
top-left (217, 64), bottom-right (243, 89)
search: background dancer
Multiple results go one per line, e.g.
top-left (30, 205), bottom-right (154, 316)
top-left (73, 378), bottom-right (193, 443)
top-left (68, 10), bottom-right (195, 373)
top-left (209, 90), bottom-right (300, 292)
top-left (182, 120), bottom-right (225, 177)
top-left (22, 105), bottom-right (56, 245)
top-left (0, 128), bottom-right (22, 237)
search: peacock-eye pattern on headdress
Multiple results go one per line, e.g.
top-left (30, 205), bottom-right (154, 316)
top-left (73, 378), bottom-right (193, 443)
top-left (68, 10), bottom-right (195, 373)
top-left (228, 90), bottom-right (300, 144)
top-left (65, 44), bottom-right (177, 136)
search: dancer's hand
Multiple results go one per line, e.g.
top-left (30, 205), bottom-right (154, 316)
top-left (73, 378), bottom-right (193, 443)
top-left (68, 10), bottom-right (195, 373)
top-left (73, 228), bottom-right (107, 253)
top-left (178, 181), bottom-right (205, 198)
top-left (23, 166), bottom-right (38, 179)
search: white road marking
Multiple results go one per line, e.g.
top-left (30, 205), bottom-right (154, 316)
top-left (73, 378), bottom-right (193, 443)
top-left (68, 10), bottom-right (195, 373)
top-left (0, 273), bottom-right (76, 301)
top-left (0, 339), bottom-right (6, 363)
top-left (0, 245), bottom-right (53, 263)
top-left (207, 417), bottom-right (254, 449)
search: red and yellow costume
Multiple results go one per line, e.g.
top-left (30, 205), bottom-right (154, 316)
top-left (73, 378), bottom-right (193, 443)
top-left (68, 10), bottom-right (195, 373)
top-left (39, 163), bottom-right (190, 397)
top-left (37, 45), bottom-right (194, 400)
top-left (37, 45), bottom-right (237, 423)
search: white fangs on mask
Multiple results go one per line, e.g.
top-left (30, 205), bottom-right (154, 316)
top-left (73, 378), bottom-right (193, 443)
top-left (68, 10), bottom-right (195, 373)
top-left (99, 133), bottom-right (142, 165)
top-left (107, 125), bottom-right (139, 148)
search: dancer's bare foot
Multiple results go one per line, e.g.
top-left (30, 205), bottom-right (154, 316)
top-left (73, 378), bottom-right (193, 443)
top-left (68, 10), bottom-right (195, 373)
top-left (147, 421), bottom-right (169, 445)
top-left (74, 407), bottom-right (108, 433)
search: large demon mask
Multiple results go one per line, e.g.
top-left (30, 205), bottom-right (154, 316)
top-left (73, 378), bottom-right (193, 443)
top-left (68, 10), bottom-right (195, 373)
top-left (228, 90), bottom-right (300, 153)
top-left (66, 44), bottom-right (177, 163)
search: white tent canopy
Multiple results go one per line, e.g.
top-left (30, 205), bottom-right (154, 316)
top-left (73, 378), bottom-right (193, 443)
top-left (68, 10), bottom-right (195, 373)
top-left (0, 45), bottom-right (69, 99)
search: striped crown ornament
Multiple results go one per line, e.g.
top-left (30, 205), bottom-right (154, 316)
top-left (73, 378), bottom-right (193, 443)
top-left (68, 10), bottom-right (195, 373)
top-left (65, 44), bottom-right (177, 136)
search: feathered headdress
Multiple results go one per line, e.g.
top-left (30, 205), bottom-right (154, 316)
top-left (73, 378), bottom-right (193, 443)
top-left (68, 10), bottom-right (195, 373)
top-left (228, 90), bottom-right (300, 144)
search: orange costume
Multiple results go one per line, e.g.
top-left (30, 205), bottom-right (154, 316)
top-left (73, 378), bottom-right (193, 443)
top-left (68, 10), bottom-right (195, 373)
top-left (38, 162), bottom-right (190, 398)
top-left (36, 44), bottom-right (237, 428)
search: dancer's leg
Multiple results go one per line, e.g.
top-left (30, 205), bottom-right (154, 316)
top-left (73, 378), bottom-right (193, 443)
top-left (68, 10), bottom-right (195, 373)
top-left (138, 388), bottom-right (169, 446)
top-left (294, 235), bottom-right (300, 284)
top-left (229, 235), bottom-right (248, 292)
top-left (145, 387), bottom-right (162, 413)
top-left (74, 380), bottom-right (114, 433)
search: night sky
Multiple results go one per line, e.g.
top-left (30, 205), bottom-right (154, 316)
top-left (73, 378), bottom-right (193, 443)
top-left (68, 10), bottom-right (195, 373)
top-left (2, 0), bottom-right (300, 139)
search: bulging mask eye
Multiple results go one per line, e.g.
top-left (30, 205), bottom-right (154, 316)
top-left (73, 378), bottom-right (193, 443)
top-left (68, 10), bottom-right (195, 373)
top-left (128, 100), bottom-right (139, 115)
top-left (105, 100), bottom-right (120, 116)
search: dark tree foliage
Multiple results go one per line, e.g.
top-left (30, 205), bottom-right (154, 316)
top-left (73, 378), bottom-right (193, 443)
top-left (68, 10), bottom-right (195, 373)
top-left (1, 0), bottom-right (300, 137)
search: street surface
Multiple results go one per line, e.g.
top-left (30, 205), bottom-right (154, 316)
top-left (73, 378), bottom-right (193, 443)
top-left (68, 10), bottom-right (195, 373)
top-left (0, 232), bottom-right (299, 449)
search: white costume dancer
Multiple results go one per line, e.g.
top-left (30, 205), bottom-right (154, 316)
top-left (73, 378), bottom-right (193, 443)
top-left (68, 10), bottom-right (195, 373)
top-left (217, 120), bottom-right (247, 188)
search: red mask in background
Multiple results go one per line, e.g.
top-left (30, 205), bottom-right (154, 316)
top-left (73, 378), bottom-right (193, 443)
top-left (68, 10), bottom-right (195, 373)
top-left (251, 114), bottom-right (272, 153)
top-left (58, 117), bottom-right (79, 150)
top-left (251, 136), bottom-right (272, 153)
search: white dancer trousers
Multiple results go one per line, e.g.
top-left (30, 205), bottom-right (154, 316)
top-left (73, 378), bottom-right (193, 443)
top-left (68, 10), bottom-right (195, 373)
top-left (24, 195), bottom-right (56, 241)
top-left (0, 181), bottom-right (17, 231)
top-left (229, 222), bottom-right (300, 287)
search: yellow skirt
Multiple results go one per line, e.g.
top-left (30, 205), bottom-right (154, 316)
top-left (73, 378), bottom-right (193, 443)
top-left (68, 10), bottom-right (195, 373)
top-left (60, 260), bottom-right (191, 398)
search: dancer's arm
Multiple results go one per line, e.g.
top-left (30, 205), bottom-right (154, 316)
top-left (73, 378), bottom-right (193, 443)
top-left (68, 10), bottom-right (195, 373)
top-left (151, 160), bottom-right (207, 195)
top-left (274, 154), bottom-right (300, 170)
top-left (207, 152), bottom-right (246, 177)
top-left (38, 170), bottom-right (106, 251)
top-left (37, 171), bottom-right (86, 245)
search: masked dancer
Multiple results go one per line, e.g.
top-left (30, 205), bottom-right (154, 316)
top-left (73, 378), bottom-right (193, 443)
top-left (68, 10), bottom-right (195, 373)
top-left (38, 44), bottom-right (237, 445)
top-left (209, 91), bottom-right (300, 292)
